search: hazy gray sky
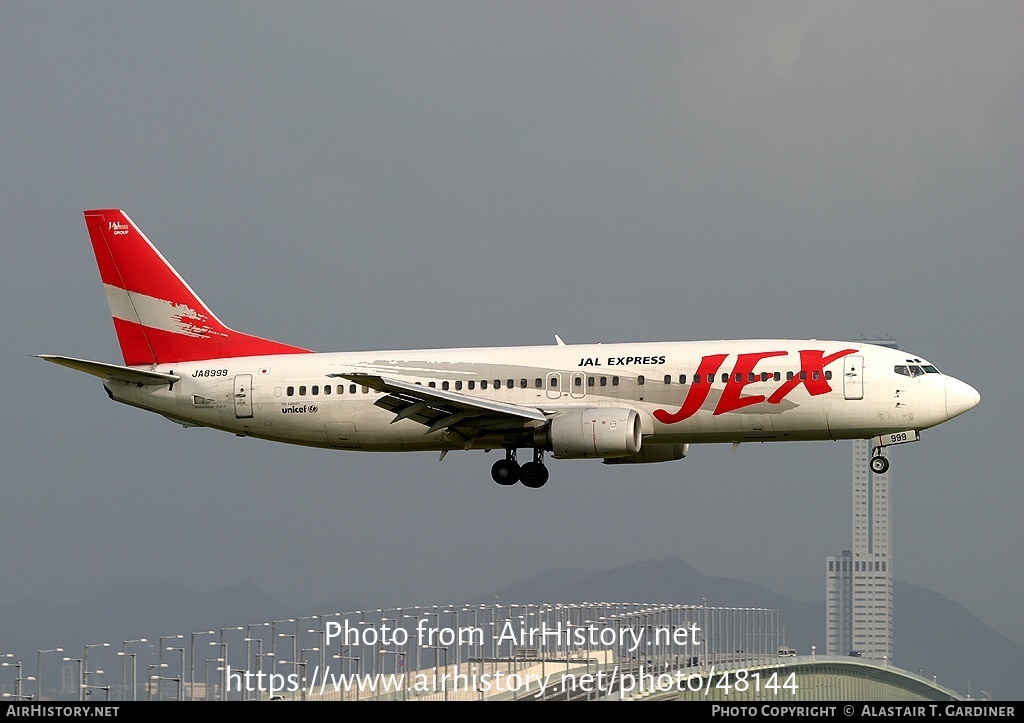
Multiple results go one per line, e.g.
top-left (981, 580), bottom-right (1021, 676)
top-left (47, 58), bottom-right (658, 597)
top-left (4, 1), bottom-right (1022, 647)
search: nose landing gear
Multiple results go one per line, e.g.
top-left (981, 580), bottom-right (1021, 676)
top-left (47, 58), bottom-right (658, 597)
top-left (870, 449), bottom-right (890, 474)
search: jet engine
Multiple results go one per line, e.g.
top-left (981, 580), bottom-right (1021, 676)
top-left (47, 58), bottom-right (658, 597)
top-left (540, 408), bottom-right (643, 459)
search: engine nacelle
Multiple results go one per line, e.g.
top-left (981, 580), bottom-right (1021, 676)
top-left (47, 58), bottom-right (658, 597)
top-left (543, 408), bottom-right (642, 459)
top-left (602, 443), bottom-right (689, 465)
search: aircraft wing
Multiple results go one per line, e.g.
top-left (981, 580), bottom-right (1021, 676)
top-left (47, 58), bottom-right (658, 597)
top-left (331, 373), bottom-right (547, 438)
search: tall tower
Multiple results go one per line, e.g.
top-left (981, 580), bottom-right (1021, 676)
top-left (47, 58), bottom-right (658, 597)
top-left (826, 338), bottom-right (896, 661)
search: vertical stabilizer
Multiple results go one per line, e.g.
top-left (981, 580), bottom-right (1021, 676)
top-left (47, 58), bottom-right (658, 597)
top-left (83, 209), bottom-right (310, 365)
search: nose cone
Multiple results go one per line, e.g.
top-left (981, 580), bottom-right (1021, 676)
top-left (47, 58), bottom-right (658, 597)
top-left (946, 377), bottom-right (981, 420)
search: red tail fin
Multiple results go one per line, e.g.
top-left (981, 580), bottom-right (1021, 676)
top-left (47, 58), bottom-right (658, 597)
top-left (84, 209), bottom-right (311, 366)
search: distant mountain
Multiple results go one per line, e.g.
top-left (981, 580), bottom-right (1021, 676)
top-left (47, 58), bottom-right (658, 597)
top-left (895, 580), bottom-right (1023, 700)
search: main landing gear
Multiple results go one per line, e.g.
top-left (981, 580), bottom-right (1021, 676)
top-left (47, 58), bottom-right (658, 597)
top-left (491, 447), bottom-right (549, 488)
top-left (870, 448), bottom-right (890, 474)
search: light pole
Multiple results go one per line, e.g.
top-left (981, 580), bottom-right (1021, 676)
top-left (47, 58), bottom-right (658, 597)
top-left (307, 627), bottom-right (326, 681)
top-left (81, 684), bottom-right (110, 701)
top-left (244, 636), bottom-right (265, 701)
top-left (157, 635), bottom-right (182, 700)
top-left (83, 643), bottom-right (109, 699)
top-left (147, 664), bottom-right (166, 701)
top-left (208, 642), bottom-right (227, 701)
top-left (119, 639), bottom-right (144, 701)
top-left (295, 615), bottom-right (318, 658)
top-left (244, 623), bottom-right (269, 701)
top-left (379, 649), bottom-right (406, 701)
top-left (424, 645), bottom-right (448, 701)
top-left (189, 631), bottom-right (214, 702)
top-left (62, 657), bottom-right (83, 701)
top-left (270, 619), bottom-right (294, 663)
top-left (166, 647), bottom-right (185, 701)
top-left (277, 633), bottom-right (297, 679)
top-left (116, 652), bottom-right (138, 701)
top-left (204, 658), bottom-right (223, 701)
top-left (284, 647), bottom-right (318, 701)
top-left (36, 648), bottom-right (62, 702)
top-left (1, 662), bottom-right (34, 700)
top-left (333, 649), bottom-right (361, 701)
top-left (218, 624), bottom-right (243, 699)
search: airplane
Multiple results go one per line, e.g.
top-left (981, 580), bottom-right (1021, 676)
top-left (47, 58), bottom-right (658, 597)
top-left (39, 209), bottom-right (980, 488)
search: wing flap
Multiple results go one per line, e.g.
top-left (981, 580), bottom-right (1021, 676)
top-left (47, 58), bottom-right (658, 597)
top-left (331, 373), bottom-right (546, 437)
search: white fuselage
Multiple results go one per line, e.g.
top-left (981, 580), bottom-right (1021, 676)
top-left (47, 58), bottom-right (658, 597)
top-left (103, 339), bottom-right (975, 454)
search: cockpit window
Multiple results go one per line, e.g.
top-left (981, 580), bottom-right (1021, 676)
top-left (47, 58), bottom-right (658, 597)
top-left (923, 365), bottom-right (939, 374)
top-left (894, 365), bottom-right (910, 377)
top-left (908, 366), bottom-right (925, 377)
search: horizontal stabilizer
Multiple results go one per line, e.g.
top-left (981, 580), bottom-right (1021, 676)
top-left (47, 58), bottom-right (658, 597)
top-left (36, 355), bottom-right (180, 385)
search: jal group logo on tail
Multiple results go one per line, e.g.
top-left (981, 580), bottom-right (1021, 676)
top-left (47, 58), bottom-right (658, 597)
top-left (108, 221), bottom-right (129, 235)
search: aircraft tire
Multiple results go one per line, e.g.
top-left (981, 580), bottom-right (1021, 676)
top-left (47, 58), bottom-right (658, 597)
top-left (491, 458), bottom-right (520, 485)
top-left (519, 462), bottom-right (549, 488)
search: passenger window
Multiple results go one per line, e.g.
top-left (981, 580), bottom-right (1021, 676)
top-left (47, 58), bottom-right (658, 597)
top-left (337, 385), bottom-right (344, 394)
top-left (323, 385), bottom-right (330, 395)
top-left (550, 378), bottom-right (558, 387)
top-left (587, 376), bottom-right (595, 387)
top-left (721, 373), bottom-right (729, 383)
top-left (493, 379), bottom-right (500, 389)
top-left (679, 375), bottom-right (687, 384)
top-left (299, 385), bottom-right (307, 395)
top-left (574, 377), bottom-right (582, 387)
top-left (508, 379), bottom-right (515, 388)
top-left (361, 386), bottom-right (369, 394)
top-left (312, 385), bottom-right (319, 395)
top-left (442, 381), bottom-right (449, 390)
top-left (349, 384), bottom-right (356, 394)
top-left (787, 372), bottom-right (795, 380)
top-left (600, 376), bottom-right (607, 386)
top-left (468, 381), bottom-right (476, 390)
top-left (664, 374), bottom-right (672, 384)
top-left (520, 379), bottom-right (527, 388)
top-left (612, 376), bottom-right (619, 386)
top-left (455, 381), bottom-right (463, 390)
top-left (481, 380), bottom-right (488, 389)
top-left (637, 375), bottom-right (645, 385)
top-left (428, 381), bottom-right (436, 388)
top-left (825, 371), bottom-right (832, 380)
top-left (535, 378), bottom-right (543, 388)
top-left (799, 371), bottom-right (807, 380)
top-left (812, 371), bottom-right (820, 381)
top-left (773, 372), bottom-right (781, 381)
top-left (287, 386), bottom-right (294, 396)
